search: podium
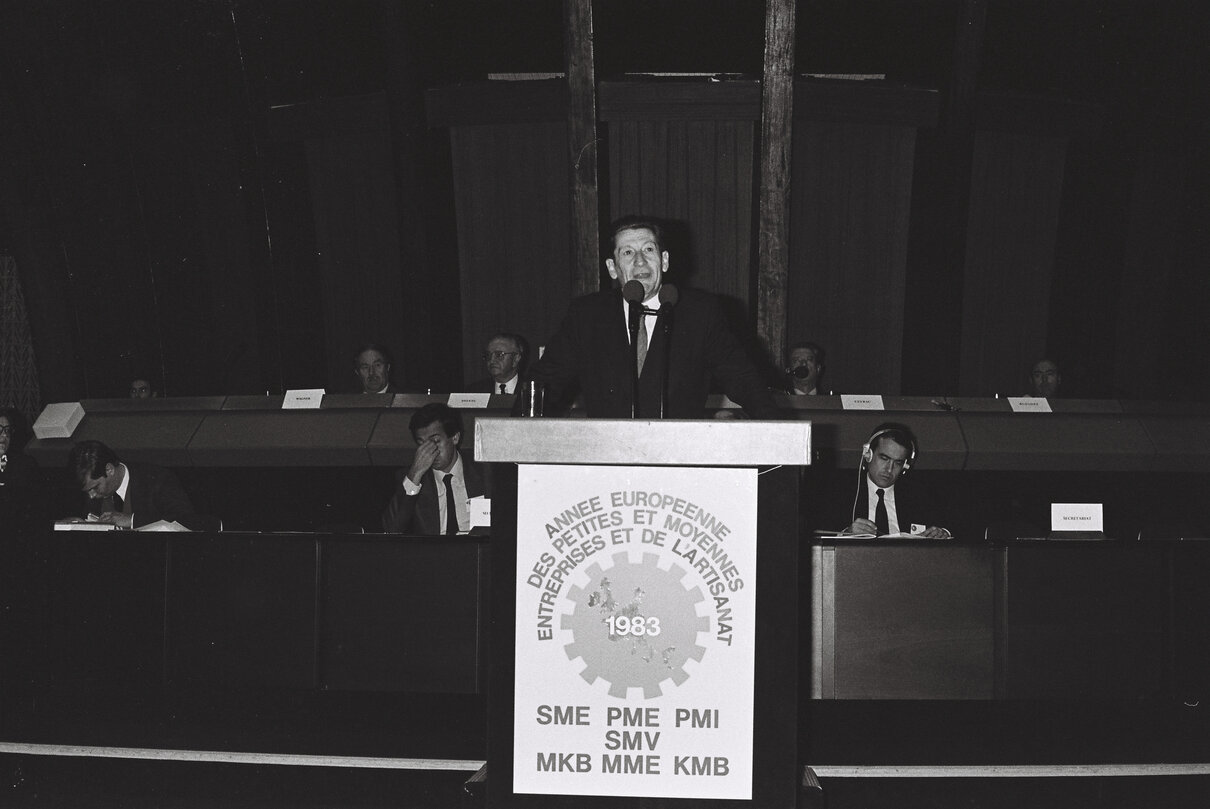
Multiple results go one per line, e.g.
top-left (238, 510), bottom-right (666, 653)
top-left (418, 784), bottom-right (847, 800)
top-left (476, 418), bottom-right (811, 808)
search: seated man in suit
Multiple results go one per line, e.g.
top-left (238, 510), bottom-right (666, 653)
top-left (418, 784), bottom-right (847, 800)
top-left (841, 423), bottom-right (950, 538)
top-left (786, 341), bottom-right (825, 395)
top-left (381, 403), bottom-right (490, 535)
top-left (354, 342), bottom-right (398, 394)
top-left (69, 439), bottom-right (202, 529)
top-left (467, 332), bottom-right (527, 394)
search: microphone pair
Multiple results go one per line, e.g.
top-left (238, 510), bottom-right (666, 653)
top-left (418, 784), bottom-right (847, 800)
top-left (622, 280), bottom-right (680, 308)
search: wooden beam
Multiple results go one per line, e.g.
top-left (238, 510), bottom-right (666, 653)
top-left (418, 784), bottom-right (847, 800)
top-left (756, 0), bottom-right (796, 366)
top-left (564, 0), bottom-right (600, 298)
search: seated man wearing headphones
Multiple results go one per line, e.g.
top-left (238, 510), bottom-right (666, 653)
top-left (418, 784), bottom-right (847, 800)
top-left (843, 422), bottom-right (951, 538)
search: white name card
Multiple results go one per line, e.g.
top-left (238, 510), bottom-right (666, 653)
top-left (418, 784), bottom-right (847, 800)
top-left (448, 393), bottom-right (491, 409)
top-left (34, 401), bottom-right (86, 439)
top-left (470, 495), bottom-right (491, 528)
top-left (1008, 396), bottom-right (1052, 413)
top-left (1051, 503), bottom-right (1103, 533)
top-left (282, 389), bottom-right (325, 409)
top-left (841, 394), bottom-right (885, 411)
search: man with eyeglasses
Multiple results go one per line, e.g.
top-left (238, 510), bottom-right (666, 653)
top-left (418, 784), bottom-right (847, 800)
top-left (526, 215), bottom-right (778, 419)
top-left (354, 343), bottom-right (397, 394)
top-left (467, 333), bottom-right (527, 394)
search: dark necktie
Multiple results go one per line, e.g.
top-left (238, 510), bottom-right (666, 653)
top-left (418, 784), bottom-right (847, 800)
top-left (874, 488), bottom-right (889, 536)
top-left (499, 383), bottom-right (506, 394)
top-left (113, 492), bottom-right (125, 513)
top-left (636, 315), bottom-right (649, 376)
top-left (442, 474), bottom-right (458, 535)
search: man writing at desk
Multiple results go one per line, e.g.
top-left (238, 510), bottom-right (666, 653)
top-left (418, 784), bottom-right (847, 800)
top-left (69, 440), bottom-right (200, 529)
top-left (842, 423), bottom-right (950, 538)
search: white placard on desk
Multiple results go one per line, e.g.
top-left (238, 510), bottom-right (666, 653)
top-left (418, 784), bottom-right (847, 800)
top-left (841, 394), bottom-right (885, 411)
top-left (34, 401), bottom-right (85, 439)
top-left (282, 389), bottom-right (325, 409)
top-left (1051, 503), bottom-right (1103, 533)
top-left (448, 393), bottom-right (491, 409)
top-left (470, 495), bottom-right (491, 527)
top-left (1007, 396), bottom-right (1052, 413)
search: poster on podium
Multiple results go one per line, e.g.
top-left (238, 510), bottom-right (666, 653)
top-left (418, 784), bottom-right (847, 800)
top-left (513, 464), bottom-right (758, 800)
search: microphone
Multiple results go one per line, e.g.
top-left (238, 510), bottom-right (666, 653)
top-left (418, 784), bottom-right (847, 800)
top-left (791, 365), bottom-right (812, 380)
top-left (655, 284), bottom-right (678, 418)
top-left (657, 283), bottom-right (678, 308)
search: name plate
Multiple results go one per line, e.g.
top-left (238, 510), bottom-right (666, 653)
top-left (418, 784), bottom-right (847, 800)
top-left (282, 389), bottom-right (325, 409)
top-left (470, 495), bottom-right (491, 528)
top-left (1051, 503), bottom-right (1103, 533)
top-left (449, 393), bottom-right (491, 409)
top-left (841, 394), bottom-right (884, 411)
top-left (1008, 396), bottom-right (1052, 413)
top-left (34, 401), bottom-right (86, 439)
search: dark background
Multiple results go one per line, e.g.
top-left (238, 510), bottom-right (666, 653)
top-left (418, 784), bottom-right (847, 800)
top-left (1, 0), bottom-right (1206, 415)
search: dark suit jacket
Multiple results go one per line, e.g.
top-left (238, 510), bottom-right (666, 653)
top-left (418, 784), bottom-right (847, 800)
top-left (1, 451), bottom-right (42, 528)
top-left (381, 451), bottom-right (490, 535)
top-left (83, 462), bottom-right (199, 529)
top-left (464, 376), bottom-right (523, 395)
top-left (527, 288), bottom-right (777, 419)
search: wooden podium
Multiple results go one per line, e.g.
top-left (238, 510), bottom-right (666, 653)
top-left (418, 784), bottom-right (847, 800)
top-left (476, 418), bottom-right (810, 808)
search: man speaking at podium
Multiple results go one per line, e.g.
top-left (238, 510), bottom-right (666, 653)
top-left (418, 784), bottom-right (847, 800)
top-left (527, 215), bottom-right (777, 419)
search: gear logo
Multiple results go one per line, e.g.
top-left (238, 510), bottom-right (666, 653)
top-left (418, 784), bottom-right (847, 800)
top-left (561, 551), bottom-right (710, 698)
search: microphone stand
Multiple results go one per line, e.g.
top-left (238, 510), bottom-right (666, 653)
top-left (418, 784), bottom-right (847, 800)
top-left (623, 280), bottom-right (646, 420)
top-left (628, 300), bottom-right (642, 419)
top-left (658, 306), bottom-right (674, 419)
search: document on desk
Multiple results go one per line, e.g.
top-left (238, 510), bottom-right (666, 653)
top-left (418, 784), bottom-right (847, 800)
top-left (136, 520), bottom-right (190, 532)
top-left (54, 519), bottom-right (117, 531)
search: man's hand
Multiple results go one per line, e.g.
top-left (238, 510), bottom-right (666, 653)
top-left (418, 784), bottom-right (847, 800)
top-left (917, 526), bottom-right (951, 538)
top-left (844, 517), bottom-right (878, 535)
top-left (97, 511), bottom-right (134, 529)
top-left (406, 439), bottom-right (440, 486)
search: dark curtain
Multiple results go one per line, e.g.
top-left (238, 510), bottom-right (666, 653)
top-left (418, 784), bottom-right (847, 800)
top-left (449, 120), bottom-right (572, 384)
top-left (959, 130), bottom-right (1067, 397)
top-left (788, 120), bottom-right (918, 394)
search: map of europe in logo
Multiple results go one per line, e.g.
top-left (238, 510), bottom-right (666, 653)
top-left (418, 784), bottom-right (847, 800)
top-left (561, 551), bottom-right (710, 699)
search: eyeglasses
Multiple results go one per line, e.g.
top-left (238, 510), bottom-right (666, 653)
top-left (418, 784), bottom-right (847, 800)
top-left (0, 425), bottom-right (12, 435)
top-left (483, 351), bottom-right (519, 361)
top-left (356, 361), bottom-right (386, 373)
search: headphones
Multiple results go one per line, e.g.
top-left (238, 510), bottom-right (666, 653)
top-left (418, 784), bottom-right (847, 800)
top-left (860, 425), bottom-right (917, 475)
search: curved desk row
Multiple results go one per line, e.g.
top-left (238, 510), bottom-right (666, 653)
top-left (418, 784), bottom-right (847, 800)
top-left (23, 394), bottom-right (1210, 472)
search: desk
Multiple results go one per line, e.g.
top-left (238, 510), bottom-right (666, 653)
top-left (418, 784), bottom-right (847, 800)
top-left (808, 538), bottom-right (1195, 700)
